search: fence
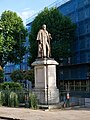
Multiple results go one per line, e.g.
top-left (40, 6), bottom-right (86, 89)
top-left (0, 90), bottom-right (31, 107)
top-left (1, 89), bottom-right (90, 108)
top-left (59, 90), bottom-right (90, 107)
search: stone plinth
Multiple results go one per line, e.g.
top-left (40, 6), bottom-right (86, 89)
top-left (32, 58), bottom-right (59, 104)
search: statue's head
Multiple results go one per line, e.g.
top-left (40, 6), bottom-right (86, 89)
top-left (42, 24), bottom-right (46, 30)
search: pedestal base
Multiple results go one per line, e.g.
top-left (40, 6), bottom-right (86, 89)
top-left (32, 58), bottom-right (60, 105)
top-left (33, 87), bottom-right (59, 105)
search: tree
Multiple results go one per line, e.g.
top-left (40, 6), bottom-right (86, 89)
top-left (24, 69), bottom-right (34, 82)
top-left (10, 70), bottom-right (24, 82)
top-left (0, 70), bottom-right (4, 83)
top-left (28, 7), bottom-right (76, 65)
top-left (0, 10), bottom-right (27, 68)
top-left (0, 65), bottom-right (4, 82)
top-left (10, 69), bottom-right (34, 82)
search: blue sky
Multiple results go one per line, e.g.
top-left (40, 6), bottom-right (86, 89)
top-left (0, 0), bottom-right (57, 24)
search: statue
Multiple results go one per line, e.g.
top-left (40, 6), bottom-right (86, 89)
top-left (36, 24), bottom-right (52, 58)
top-left (32, 24), bottom-right (59, 105)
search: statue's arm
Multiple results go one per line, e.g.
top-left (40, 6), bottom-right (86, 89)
top-left (37, 30), bottom-right (42, 44)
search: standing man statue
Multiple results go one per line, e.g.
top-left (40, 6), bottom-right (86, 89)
top-left (36, 24), bottom-right (52, 58)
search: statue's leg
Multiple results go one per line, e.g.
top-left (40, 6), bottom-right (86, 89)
top-left (43, 42), bottom-right (46, 58)
top-left (46, 42), bottom-right (50, 58)
top-left (38, 44), bottom-right (42, 58)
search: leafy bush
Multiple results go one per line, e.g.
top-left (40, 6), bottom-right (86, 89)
top-left (0, 90), bottom-right (18, 107)
top-left (29, 93), bottom-right (38, 109)
top-left (0, 70), bottom-right (4, 83)
top-left (3, 89), bottom-right (10, 106)
top-left (0, 91), bottom-right (4, 106)
top-left (0, 82), bottom-right (22, 91)
top-left (9, 92), bottom-right (18, 107)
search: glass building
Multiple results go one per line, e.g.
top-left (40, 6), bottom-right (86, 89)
top-left (57, 0), bottom-right (90, 92)
top-left (26, 0), bottom-right (90, 93)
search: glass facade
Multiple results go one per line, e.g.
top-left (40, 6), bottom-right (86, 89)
top-left (57, 0), bottom-right (90, 91)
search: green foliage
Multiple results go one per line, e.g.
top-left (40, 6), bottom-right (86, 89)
top-left (24, 69), bottom-right (34, 82)
top-left (0, 82), bottom-right (22, 91)
top-left (3, 88), bottom-right (10, 106)
top-left (28, 7), bottom-right (76, 65)
top-left (9, 92), bottom-right (18, 107)
top-left (0, 91), bottom-right (4, 106)
top-left (0, 70), bottom-right (4, 83)
top-left (29, 93), bottom-right (38, 109)
top-left (10, 69), bottom-right (34, 82)
top-left (0, 10), bottom-right (27, 67)
top-left (0, 90), bottom-right (38, 109)
top-left (10, 70), bottom-right (24, 82)
top-left (28, 94), bottom-right (31, 108)
top-left (0, 90), bottom-right (18, 107)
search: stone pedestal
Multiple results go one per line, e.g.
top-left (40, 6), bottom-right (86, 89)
top-left (32, 58), bottom-right (59, 105)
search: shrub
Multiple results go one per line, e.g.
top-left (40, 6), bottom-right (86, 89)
top-left (0, 91), bottom-right (4, 106)
top-left (9, 92), bottom-right (18, 107)
top-left (3, 89), bottom-right (10, 106)
top-left (29, 93), bottom-right (38, 109)
top-left (0, 70), bottom-right (4, 83)
top-left (0, 82), bottom-right (22, 91)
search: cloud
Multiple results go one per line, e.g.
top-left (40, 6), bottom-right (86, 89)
top-left (19, 8), bottom-right (37, 25)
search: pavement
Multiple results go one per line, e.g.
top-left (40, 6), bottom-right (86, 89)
top-left (0, 107), bottom-right (90, 120)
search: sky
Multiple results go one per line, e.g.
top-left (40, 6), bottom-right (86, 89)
top-left (0, 0), bottom-right (57, 25)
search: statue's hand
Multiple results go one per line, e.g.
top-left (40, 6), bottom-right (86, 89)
top-left (49, 33), bottom-right (52, 40)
